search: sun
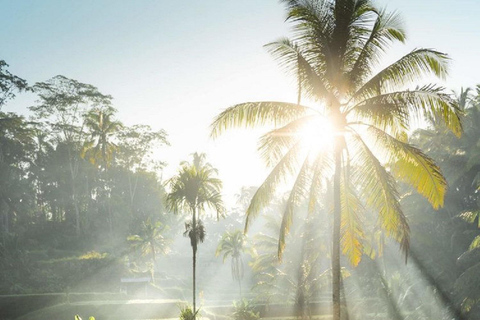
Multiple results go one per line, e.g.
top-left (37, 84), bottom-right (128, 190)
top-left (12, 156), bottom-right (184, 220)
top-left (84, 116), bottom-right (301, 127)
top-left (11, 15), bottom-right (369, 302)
top-left (298, 116), bottom-right (335, 154)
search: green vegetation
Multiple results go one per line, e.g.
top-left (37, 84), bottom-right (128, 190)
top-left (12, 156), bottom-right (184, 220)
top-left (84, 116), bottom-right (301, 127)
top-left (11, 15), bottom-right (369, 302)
top-left (1, 1), bottom-right (480, 320)
top-left (232, 299), bottom-right (259, 320)
top-left (179, 305), bottom-right (199, 320)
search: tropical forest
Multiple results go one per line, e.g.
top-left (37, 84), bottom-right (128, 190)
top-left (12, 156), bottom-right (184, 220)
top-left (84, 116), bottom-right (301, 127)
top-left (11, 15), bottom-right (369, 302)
top-left (1, 1), bottom-right (480, 320)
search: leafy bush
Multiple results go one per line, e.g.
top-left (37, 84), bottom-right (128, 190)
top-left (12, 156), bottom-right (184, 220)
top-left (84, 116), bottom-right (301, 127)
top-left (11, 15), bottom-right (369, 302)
top-left (232, 299), bottom-right (259, 320)
top-left (179, 305), bottom-right (199, 320)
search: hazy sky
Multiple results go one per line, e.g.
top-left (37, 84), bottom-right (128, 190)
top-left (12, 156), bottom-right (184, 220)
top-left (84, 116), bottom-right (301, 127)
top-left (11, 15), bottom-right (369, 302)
top-left (1, 0), bottom-right (479, 202)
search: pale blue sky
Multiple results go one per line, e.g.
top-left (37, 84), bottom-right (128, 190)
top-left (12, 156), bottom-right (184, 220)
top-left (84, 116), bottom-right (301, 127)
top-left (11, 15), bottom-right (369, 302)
top-left (1, 0), bottom-right (479, 200)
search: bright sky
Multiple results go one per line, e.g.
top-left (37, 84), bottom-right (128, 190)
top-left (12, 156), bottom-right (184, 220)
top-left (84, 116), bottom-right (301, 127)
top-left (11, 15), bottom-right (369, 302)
top-left (1, 0), bottom-right (479, 204)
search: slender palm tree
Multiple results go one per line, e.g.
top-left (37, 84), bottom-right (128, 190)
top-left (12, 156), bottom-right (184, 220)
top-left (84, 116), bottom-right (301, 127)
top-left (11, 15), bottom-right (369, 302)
top-left (216, 229), bottom-right (248, 297)
top-left (82, 106), bottom-right (122, 171)
top-left (165, 152), bottom-right (224, 317)
top-left (211, 1), bottom-right (461, 319)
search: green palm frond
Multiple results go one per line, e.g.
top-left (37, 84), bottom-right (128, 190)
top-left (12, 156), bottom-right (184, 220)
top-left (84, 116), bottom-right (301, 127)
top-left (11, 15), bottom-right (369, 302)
top-left (460, 211), bottom-right (480, 228)
top-left (165, 153), bottom-right (224, 219)
top-left (348, 9), bottom-right (405, 89)
top-left (278, 155), bottom-right (312, 259)
top-left (245, 141), bottom-right (304, 233)
top-left (282, 0), bottom-right (334, 51)
top-left (354, 49), bottom-right (450, 99)
top-left (340, 163), bottom-right (364, 266)
top-left (351, 85), bottom-right (461, 136)
top-left (265, 39), bottom-right (336, 104)
top-left (351, 133), bottom-right (409, 256)
top-left (366, 124), bottom-right (446, 209)
top-left (210, 102), bottom-right (308, 138)
top-left (469, 236), bottom-right (480, 250)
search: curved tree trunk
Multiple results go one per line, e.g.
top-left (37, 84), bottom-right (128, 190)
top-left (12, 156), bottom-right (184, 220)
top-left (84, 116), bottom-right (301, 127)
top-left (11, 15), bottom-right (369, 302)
top-left (332, 138), bottom-right (342, 320)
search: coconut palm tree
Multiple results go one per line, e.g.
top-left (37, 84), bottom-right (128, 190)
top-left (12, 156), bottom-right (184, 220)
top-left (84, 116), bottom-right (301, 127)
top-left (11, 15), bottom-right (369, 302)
top-left (216, 229), bottom-right (248, 297)
top-left (211, 1), bottom-right (461, 319)
top-left (127, 218), bottom-right (170, 266)
top-left (165, 152), bottom-right (224, 317)
top-left (82, 106), bottom-right (122, 171)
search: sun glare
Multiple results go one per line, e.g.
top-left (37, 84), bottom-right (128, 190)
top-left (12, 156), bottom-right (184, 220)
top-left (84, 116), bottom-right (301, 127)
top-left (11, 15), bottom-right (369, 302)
top-left (299, 116), bottom-right (335, 154)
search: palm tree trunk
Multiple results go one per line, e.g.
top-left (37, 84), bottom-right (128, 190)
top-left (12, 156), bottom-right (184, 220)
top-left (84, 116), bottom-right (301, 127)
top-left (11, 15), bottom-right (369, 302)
top-left (151, 241), bottom-right (156, 283)
top-left (68, 152), bottom-right (81, 236)
top-left (238, 276), bottom-right (242, 299)
top-left (192, 207), bottom-right (197, 318)
top-left (332, 138), bottom-right (342, 320)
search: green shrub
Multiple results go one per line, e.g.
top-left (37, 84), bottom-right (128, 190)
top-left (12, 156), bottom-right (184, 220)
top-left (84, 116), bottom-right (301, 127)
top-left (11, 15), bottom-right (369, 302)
top-left (179, 305), bottom-right (199, 320)
top-left (232, 299), bottom-right (259, 320)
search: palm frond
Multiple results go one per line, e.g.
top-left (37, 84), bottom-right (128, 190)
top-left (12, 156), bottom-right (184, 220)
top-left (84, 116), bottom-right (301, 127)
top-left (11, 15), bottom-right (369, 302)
top-left (366, 125), bottom-right (446, 209)
top-left (307, 152), bottom-right (331, 214)
top-left (340, 161), bottom-right (364, 266)
top-left (278, 155), bottom-right (312, 259)
top-left (348, 9), bottom-right (405, 89)
top-left (354, 49), bottom-right (450, 99)
top-left (258, 115), bottom-right (315, 166)
top-left (350, 85), bottom-right (462, 136)
top-left (350, 133), bottom-right (409, 256)
top-left (210, 102), bottom-right (308, 138)
top-left (265, 39), bottom-right (337, 104)
top-left (245, 141), bottom-right (304, 233)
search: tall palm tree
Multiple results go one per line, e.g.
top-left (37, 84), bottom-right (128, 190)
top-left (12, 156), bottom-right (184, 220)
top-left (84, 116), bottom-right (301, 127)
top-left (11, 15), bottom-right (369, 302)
top-left (165, 152), bottom-right (225, 317)
top-left (211, 1), bottom-right (461, 319)
top-left (82, 106), bottom-right (122, 171)
top-left (216, 229), bottom-right (248, 297)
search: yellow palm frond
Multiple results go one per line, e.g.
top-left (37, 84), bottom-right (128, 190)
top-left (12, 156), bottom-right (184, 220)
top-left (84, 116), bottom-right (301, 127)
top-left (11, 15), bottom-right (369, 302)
top-left (366, 125), bottom-right (447, 209)
top-left (340, 162), bottom-right (364, 266)
top-left (351, 133), bottom-right (409, 256)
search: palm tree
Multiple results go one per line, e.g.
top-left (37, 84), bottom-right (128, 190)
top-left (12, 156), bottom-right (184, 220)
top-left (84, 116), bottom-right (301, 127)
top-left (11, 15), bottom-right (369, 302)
top-left (127, 218), bottom-right (170, 266)
top-left (211, 1), bottom-right (461, 319)
top-left (216, 229), bottom-right (248, 297)
top-left (82, 106), bottom-right (122, 171)
top-left (165, 152), bottom-right (225, 317)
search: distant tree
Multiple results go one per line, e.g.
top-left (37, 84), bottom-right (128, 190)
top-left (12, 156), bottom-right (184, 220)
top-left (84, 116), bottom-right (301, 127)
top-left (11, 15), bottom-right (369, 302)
top-left (116, 124), bottom-right (169, 173)
top-left (165, 152), bottom-right (224, 317)
top-left (0, 60), bottom-right (29, 109)
top-left (216, 229), bottom-right (248, 297)
top-left (128, 218), bottom-right (170, 277)
top-left (82, 106), bottom-right (122, 172)
top-left (116, 124), bottom-right (169, 215)
top-left (31, 75), bottom-right (113, 235)
top-left (0, 112), bottom-right (34, 234)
